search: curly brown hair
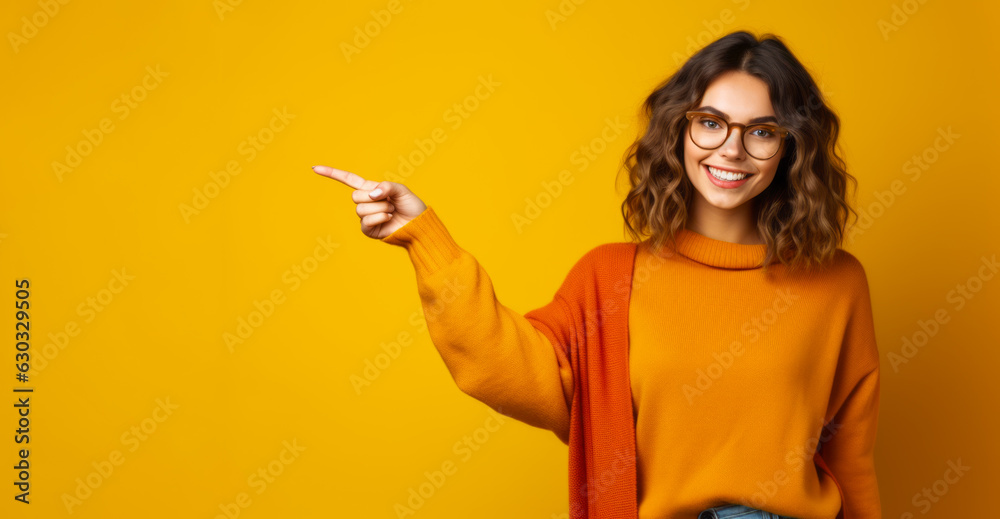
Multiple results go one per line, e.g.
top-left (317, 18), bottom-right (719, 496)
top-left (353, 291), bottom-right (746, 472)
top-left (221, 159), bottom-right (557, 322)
top-left (617, 31), bottom-right (857, 273)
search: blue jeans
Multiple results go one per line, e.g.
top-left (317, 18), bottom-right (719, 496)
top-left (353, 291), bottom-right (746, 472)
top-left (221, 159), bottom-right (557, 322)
top-left (698, 503), bottom-right (797, 519)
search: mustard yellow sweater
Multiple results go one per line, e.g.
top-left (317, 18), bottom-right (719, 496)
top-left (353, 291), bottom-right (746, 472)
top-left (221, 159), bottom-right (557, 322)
top-left (382, 206), bottom-right (881, 519)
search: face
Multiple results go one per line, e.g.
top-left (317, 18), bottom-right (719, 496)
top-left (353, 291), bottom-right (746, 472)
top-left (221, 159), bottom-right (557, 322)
top-left (683, 70), bottom-right (785, 213)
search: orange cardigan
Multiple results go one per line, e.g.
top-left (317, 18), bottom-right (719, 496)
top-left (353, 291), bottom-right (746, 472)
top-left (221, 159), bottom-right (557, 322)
top-left (382, 206), bottom-right (879, 518)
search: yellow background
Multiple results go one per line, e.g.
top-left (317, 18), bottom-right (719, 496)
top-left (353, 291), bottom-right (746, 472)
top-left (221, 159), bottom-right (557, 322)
top-left (2, 0), bottom-right (997, 517)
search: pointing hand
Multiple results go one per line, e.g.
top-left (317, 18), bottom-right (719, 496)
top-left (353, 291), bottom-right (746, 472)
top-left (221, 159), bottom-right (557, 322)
top-left (312, 165), bottom-right (428, 240)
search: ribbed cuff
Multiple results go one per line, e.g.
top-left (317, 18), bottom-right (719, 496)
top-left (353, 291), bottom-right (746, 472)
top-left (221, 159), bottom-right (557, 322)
top-left (381, 206), bottom-right (463, 274)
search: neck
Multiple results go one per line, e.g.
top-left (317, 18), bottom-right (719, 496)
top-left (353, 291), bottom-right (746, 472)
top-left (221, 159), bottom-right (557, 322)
top-left (685, 196), bottom-right (760, 245)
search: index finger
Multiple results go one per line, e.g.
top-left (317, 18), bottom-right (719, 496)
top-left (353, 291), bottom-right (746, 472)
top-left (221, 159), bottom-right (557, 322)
top-left (312, 165), bottom-right (378, 191)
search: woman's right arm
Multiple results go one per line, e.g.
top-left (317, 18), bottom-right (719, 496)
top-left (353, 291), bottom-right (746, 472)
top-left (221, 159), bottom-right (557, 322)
top-left (311, 165), bottom-right (573, 443)
top-left (380, 206), bottom-right (574, 443)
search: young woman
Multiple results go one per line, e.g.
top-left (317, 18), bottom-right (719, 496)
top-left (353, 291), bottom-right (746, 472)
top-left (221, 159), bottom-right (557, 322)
top-left (314, 31), bottom-right (881, 519)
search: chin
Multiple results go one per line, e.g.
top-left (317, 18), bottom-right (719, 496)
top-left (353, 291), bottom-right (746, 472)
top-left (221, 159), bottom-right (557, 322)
top-left (707, 197), bottom-right (750, 211)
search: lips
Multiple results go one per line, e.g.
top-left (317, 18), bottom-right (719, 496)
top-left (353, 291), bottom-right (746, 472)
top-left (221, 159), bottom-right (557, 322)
top-left (702, 164), bottom-right (752, 188)
top-left (706, 164), bottom-right (754, 181)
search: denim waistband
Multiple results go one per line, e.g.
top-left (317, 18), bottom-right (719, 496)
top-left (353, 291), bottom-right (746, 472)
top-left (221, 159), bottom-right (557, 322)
top-left (698, 503), bottom-right (794, 519)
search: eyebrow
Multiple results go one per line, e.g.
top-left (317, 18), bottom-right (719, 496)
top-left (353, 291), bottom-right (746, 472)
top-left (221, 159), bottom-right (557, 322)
top-left (696, 105), bottom-right (779, 125)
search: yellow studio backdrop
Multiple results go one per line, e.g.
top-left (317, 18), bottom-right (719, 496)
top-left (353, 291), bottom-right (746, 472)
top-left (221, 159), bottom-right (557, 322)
top-left (1, 0), bottom-right (997, 517)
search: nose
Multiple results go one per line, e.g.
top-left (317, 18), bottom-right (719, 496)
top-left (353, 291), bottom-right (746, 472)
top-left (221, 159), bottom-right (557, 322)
top-left (718, 124), bottom-right (747, 160)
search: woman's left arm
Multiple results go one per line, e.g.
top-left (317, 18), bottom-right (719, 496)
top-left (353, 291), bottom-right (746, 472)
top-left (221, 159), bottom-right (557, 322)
top-left (819, 260), bottom-right (883, 519)
top-left (821, 364), bottom-right (881, 518)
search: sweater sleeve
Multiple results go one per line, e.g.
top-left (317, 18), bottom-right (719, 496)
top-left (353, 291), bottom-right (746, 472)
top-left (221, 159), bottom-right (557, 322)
top-left (819, 263), bottom-right (882, 518)
top-left (381, 206), bottom-right (574, 443)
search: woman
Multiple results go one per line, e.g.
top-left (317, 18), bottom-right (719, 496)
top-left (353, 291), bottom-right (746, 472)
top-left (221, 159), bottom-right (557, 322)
top-left (314, 31), bottom-right (881, 519)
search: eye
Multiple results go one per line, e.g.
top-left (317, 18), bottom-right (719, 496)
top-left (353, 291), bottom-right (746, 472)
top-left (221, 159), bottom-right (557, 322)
top-left (749, 126), bottom-right (776, 139)
top-left (699, 117), bottom-right (723, 130)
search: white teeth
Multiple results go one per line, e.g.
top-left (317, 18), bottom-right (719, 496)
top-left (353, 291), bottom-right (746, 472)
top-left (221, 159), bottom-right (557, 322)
top-left (707, 165), bottom-right (749, 181)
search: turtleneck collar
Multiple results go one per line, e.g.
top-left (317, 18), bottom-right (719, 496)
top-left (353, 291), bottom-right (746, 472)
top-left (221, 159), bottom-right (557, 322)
top-left (653, 228), bottom-right (769, 270)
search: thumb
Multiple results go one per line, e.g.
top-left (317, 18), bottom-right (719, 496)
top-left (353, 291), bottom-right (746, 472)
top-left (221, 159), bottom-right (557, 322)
top-left (365, 180), bottom-right (426, 221)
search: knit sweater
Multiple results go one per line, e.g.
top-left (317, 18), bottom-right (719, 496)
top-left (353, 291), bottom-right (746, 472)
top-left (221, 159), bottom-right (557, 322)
top-left (381, 206), bottom-right (881, 519)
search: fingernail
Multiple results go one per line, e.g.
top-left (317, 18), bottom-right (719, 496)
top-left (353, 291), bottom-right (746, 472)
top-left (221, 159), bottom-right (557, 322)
top-left (370, 188), bottom-right (382, 197)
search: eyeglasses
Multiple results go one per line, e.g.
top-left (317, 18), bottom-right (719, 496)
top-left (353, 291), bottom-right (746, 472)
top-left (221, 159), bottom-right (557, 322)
top-left (685, 111), bottom-right (791, 160)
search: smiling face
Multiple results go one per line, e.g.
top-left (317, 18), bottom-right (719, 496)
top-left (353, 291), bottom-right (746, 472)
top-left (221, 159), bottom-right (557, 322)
top-left (683, 70), bottom-right (785, 219)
